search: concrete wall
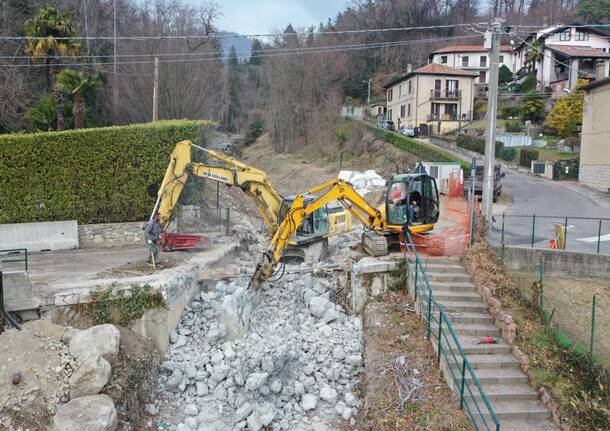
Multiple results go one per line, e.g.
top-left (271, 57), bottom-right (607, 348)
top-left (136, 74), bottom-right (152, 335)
top-left (499, 246), bottom-right (610, 278)
top-left (78, 221), bottom-right (145, 248)
top-left (0, 221), bottom-right (78, 251)
top-left (579, 81), bottom-right (610, 192)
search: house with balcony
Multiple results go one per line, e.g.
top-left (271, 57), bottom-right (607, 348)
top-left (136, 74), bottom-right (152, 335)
top-left (513, 24), bottom-right (610, 93)
top-left (429, 44), bottom-right (515, 85)
top-left (383, 63), bottom-right (477, 135)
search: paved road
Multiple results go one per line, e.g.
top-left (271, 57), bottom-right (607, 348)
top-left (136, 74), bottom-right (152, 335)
top-left (490, 169), bottom-right (610, 254)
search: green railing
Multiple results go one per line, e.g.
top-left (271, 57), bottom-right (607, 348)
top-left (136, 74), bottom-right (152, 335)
top-left (405, 237), bottom-right (500, 431)
top-left (0, 248), bottom-right (28, 271)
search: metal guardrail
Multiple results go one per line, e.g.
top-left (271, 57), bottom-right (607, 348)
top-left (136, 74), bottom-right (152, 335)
top-left (405, 235), bottom-right (500, 431)
top-left (0, 248), bottom-right (28, 271)
top-left (494, 213), bottom-right (610, 255)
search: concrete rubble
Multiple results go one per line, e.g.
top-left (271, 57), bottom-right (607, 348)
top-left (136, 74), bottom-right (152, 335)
top-left (155, 260), bottom-right (364, 431)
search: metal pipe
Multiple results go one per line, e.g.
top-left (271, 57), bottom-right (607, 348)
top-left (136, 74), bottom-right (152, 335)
top-left (563, 217), bottom-right (568, 250)
top-left (597, 219), bottom-right (602, 254)
top-left (437, 309), bottom-right (443, 363)
top-left (531, 214), bottom-right (536, 248)
top-left (590, 295), bottom-right (596, 355)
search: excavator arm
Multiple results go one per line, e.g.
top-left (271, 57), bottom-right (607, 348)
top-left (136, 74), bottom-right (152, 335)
top-left (155, 140), bottom-right (283, 232)
top-left (250, 179), bottom-right (384, 284)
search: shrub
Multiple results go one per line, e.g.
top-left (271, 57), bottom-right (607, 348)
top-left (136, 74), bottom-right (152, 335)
top-left (498, 64), bottom-right (513, 84)
top-left (364, 122), bottom-right (471, 175)
top-left (547, 83), bottom-right (585, 137)
top-left (456, 135), bottom-right (503, 155)
top-left (501, 106), bottom-right (520, 119)
top-left (505, 121), bottom-right (524, 133)
top-left (520, 147), bottom-right (539, 167)
top-left (499, 147), bottom-right (517, 161)
top-left (517, 74), bottom-right (537, 93)
top-left (0, 120), bottom-right (212, 224)
top-left (243, 119), bottom-right (265, 146)
top-left (519, 96), bottom-right (546, 123)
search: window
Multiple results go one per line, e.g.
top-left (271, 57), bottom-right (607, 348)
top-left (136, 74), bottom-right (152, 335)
top-left (407, 103), bottom-right (411, 117)
top-left (434, 79), bottom-right (442, 97)
top-left (400, 105), bottom-right (406, 118)
top-left (388, 89), bottom-right (393, 102)
top-left (559, 30), bottom-right (571, 41)
top-left (479, 70), bottom-right (487, 83)
top-left (499, 55), bottom-right (504, 63)
top-left (440, 55), bottom-right (448, 64)
top-left (461, 56), bottom-right (469, 67)
top-left (480, 55), bottom-right (487, 67)
top-left (388, 109), bottom-right (392, 120)
top-left (408, 80), bottom-right (412, 94)
top-left (575, 32), bottom-right (589, 41)
top-left (445, 103), bottom-right (457, 118)
top-left (446, 79), bottom-right (459, 97)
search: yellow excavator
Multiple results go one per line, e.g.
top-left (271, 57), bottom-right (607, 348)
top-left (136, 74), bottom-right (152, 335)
top-left (151, 140), bottom-right (352, 260)
top-left (250, 173), bottom-right (439, 284)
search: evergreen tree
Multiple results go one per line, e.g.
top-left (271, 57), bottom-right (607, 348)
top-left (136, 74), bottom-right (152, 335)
top-left (578, 0), bottom-right (610, 24)
top-left (249, 39), bottom-right (264, 66)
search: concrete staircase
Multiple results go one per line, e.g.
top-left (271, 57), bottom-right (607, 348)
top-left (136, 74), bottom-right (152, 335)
top-left (422, 256), bottom-right (559, 431)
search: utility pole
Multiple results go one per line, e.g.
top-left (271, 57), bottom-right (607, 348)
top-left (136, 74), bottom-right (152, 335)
top-left (152, 57), bottom-right (159, 122)
top-left (482, 18), bottom-right (503, 222)
top-left (112, 0), bottom-right (118, 114)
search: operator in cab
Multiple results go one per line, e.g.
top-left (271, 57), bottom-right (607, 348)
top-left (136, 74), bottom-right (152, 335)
top-left (144, 212), bottom-right (162, 264)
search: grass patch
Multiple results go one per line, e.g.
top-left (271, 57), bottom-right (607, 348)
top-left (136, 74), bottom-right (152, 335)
top-left (80, 284), bottom-right (166, 326)
top-left (463, 240), bottom-right (610, 430)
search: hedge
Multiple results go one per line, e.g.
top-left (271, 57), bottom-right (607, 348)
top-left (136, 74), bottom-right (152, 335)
top-left (0, 120), bottom-right (213, 224)
top-left (456, 134), bottom-right (504, 155)
top-left (365, 123), bottom-right (471, 176)
top-left (519, 147), bottom-right (539, 168)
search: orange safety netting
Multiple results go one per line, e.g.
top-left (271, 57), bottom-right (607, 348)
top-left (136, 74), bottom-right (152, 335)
top-left (408, 170), bottom-right (477, 257)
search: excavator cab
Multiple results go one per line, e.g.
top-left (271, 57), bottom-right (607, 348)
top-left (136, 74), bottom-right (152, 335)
top-left (278, 196), bottom-right (330, 244)
top-left (385, 173), bottom-right (439, 231)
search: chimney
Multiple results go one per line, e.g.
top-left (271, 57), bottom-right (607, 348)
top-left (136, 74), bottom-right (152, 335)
top-left (407, 64), bottom-right (412, 74)
top-left (595, 59), bottom-right (606, 80)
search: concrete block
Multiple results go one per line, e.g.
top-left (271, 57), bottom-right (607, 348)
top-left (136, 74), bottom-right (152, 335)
top-left (0, 220), bottom-right (78, 251)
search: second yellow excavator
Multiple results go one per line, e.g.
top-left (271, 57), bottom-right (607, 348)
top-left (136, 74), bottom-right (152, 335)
top-left (250, 174), bottom-right (439, 284)
top-left (150, 140), bottom-right (352, 261)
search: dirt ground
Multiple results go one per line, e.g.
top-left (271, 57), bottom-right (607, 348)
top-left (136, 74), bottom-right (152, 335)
top-left (509, 272), bottom-right (610, 368)
top-left (352, 291), bottom-right (472, 431)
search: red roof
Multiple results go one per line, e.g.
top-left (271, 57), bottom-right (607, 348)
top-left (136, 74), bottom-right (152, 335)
top-left (546, 44), bottom-right (610, 58)
top-left (432, 44), bottom-right (513, 54)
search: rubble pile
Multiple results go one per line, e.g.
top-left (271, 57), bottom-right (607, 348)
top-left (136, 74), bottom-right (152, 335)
top-left (155, 269), bottom-right (364, 431)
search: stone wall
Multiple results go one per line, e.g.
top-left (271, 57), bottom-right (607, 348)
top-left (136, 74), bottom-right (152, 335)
top-left (578, 164), bottom-right (610, 192)
top-left (78, 222), bottom-right (145, 248)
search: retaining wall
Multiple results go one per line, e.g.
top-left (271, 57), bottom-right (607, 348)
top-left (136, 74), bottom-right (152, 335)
top-left (0, 220), bottom-right (78, 251)
top-left (78, 221), bottom-right (145, 248)
top-left (498, 246), bottom-right (610, 278)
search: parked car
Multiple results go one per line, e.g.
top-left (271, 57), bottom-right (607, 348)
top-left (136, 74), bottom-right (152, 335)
top-left (377, 120), bottom-right (395, 131)
top-left (398, 126), bottom-right (416, 137)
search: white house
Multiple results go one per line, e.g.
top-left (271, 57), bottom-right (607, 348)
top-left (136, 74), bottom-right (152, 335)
top-left (513, 24), bottom-right (610, 92)
top-left (429, 44), bottom-right (516, 84)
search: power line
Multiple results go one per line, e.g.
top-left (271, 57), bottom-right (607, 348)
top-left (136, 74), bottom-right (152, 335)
top-left (0, 35), bottom-right (480, 68)
top-left (0, 22), bottom-right (482, 41)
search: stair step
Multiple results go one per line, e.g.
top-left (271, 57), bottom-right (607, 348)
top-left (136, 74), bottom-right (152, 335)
top-left (5, 297), bottom-right (41, 312)
top-left (467, 354), bottom-right (520, 370)
top-left (453, 335), bottom-right (512, 354)
top-left (446, 311), bottom-right (494, 325)
top-left (438, 300), bottom-right (488, 313)
top-left (428, 281), bottom-right (476, 292)
top-left (432, 290), bottom-right (481, 302)
top-left (427, 272), bottom-right (472, 282)
top-left (475, 383), bottom-right (539, 401)
top-left (423, 263), bottom-right (465, 273)
top-left (461, 368), bottom-right (528, 385)
top-left (432, 322), bottom-right (501, 337)
top-left (487, 418), bottom-right (559, 431)
top-left (484, 400), bottom-right (551, 420)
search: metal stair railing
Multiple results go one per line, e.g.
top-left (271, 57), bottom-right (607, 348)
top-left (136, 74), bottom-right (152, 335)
top-left (403, 230), bottom-right (500, 431)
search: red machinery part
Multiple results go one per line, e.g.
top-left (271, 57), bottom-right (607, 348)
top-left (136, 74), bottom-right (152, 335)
top-left (160, 232), bottom-right (208, 252)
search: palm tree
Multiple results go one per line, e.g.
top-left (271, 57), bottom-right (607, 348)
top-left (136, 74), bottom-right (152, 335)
top-left (24, 5), bottom-right (80, 131)
top-left (56, 69), bottom-right (100, 129)
top-left (525, 40), bottom-right (544, 73)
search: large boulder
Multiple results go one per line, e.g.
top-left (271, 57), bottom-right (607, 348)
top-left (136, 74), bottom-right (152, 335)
top-left (52, 394), bottom-right (117, 431)
top-left (69, 324), bottom-right (121, 365)
top-left (219, 288), bottom-right (251, 341)
top-left (69, 354), bottom-right (112, 398)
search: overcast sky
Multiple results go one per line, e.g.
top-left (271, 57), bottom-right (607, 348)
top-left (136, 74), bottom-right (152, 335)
top-left (212, 0), bottom-right (348, 35)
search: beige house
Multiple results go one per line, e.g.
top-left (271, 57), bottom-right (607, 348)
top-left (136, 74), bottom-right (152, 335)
top-left (383, 64), bottom-right (477, 135)
top-left (429, 44), bottom-right (515, 84)
top-left (579, 75), bottom-right (610, 192)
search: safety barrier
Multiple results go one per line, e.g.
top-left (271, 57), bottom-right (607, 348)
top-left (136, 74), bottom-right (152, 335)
top-left (0, 248), bottom-right (28, 271)
top-left (405, 236), bottom-right (500, 430)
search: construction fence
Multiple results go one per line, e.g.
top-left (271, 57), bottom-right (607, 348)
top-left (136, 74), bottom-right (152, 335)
top-left (490, 214), bottom-right (610, 256)
top-left (506, 258), bottom-right (610, 369)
